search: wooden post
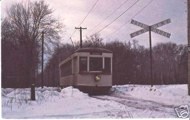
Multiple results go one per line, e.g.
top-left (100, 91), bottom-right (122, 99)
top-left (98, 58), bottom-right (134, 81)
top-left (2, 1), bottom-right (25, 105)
top-left (31, 84), bottom-right (35, 100)
top-left (187, 0), bottom-right (190, 95)
top-left (41, 31), bottom-right (44, 88)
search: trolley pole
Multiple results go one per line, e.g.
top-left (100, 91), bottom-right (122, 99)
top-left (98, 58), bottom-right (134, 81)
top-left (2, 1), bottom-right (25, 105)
top-left (188, 0), bottom-right (190, 95)
top-left (75, 27), bottom-right (87, 48)
top-left (149, 26), bottom-right (153, 87)
top-left (41, 31), bottom-right (44, 88)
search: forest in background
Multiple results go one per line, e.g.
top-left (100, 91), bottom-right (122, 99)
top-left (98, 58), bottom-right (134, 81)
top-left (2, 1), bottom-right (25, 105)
top-left (42, 38), bottom-right (187, 87)
top-left (1, 0), bottom-right (187, 88)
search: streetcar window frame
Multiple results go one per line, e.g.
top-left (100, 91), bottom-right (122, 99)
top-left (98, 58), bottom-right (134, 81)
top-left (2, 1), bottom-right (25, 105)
top-left (89, 57), bottom-right (103, 72)
top-left (104, 57), bottom-right (111, 74)
top-left (79, 57), bottom-right (87, 73)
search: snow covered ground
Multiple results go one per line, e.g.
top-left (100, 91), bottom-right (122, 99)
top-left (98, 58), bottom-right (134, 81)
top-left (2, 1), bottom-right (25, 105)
top-left (2, 85), bottom-right (190, 118)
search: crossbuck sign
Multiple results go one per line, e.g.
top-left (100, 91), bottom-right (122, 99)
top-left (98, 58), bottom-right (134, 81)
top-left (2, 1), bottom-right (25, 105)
top-left (130, 19), bottom-right (171, 86)
top-left (130, 19), bottom-right (171, 38)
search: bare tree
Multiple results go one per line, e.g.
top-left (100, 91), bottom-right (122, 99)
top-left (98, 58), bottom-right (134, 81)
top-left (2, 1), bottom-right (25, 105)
top-left (84, 34), bottom-right (104, 47)
top-left (2, 0), bottom-right (63, 87)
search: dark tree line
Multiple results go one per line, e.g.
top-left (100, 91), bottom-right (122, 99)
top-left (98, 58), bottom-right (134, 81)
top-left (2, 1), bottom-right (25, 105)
top-left (2, 0), bottom-right (62, 88)
top-left (42, 34), bottom-right (187, 86)
top-left (108, 41), bottom-right (187, 85)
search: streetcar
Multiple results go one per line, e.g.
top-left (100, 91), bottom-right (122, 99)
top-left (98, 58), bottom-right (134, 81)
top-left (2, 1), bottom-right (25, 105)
top-left (59, 47), bottom-right (113, 94)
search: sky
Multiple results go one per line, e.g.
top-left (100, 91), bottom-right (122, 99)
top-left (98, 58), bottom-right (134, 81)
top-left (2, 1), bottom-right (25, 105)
top-left (1, 0), bottom-right (188, 47)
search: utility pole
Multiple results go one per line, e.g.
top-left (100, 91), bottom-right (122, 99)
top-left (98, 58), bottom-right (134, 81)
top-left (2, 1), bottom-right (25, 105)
top-left (75, 27), bottom-right (87, 48)
top-left (149, 26), bottom-right (153, 86)
top-left (188, 0), bottom-right (190, 95)
top-left (41, 31), bottom-right (44, 88)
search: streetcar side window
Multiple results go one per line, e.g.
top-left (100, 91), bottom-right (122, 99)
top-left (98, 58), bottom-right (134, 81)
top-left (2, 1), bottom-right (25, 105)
top-left (104, 57), bottom-right (111, 74)
top-left (90, 57), bottom-right (102, 71)
top-left (60, 60), bottom-right (72, 77)
top-left (79, 57), bottom-right (87, 72)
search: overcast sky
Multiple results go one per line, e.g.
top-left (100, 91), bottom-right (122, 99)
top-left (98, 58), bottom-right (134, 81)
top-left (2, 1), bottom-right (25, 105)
top-left (1, 0), bottom-right (187, 47)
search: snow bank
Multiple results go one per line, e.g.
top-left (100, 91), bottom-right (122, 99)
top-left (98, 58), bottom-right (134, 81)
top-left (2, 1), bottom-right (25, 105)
top-left (113, 84), bottom-right (190, 106)
top-left (2, 86), bottom-right (125, 118)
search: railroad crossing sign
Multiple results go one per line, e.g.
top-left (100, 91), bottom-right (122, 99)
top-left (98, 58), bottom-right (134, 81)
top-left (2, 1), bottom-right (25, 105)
top-left (130, 19), bottom-right (171, 38)
top-left (130, 19), bottom-right (171, 87)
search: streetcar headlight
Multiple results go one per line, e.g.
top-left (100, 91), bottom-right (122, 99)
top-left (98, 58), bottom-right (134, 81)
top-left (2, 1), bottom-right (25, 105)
top-left (95, 75), bottom-right (101, 81)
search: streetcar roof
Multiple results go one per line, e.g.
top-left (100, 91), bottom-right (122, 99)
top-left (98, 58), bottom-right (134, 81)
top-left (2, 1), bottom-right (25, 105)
top-left (75, 47), bottom-right (112, 53)
top-left (59, 47), bottom-right (112, 66)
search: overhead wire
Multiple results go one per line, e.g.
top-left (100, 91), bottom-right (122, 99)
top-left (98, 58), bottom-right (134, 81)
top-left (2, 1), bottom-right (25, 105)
top-left (87, 0), bottom-right (129, 35)
top-left (69, 0), bottom-right (99, 39)
top-left (104, 0), bottom-right (154, 39)
top-left (92, 0), bottom-right (140, 35)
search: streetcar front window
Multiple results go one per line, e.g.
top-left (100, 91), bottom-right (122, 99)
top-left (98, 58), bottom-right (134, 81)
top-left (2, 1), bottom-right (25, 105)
top-left (90, 57), bottom-right (102, 71)
top-left (79, 57), bottom-right (87, 72)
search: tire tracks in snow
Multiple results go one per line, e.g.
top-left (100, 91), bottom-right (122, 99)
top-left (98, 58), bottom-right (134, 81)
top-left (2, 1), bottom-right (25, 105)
top-left (92, 94), bottom-right (177, 117)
